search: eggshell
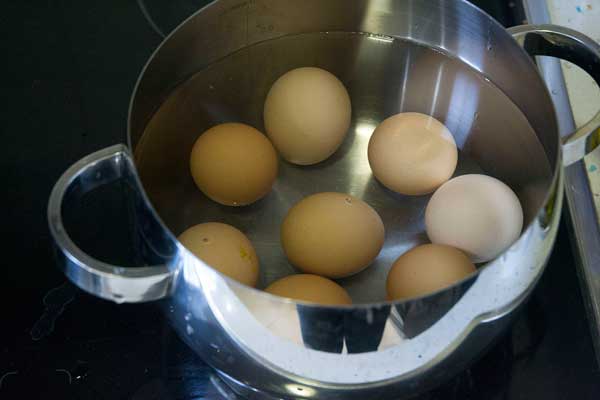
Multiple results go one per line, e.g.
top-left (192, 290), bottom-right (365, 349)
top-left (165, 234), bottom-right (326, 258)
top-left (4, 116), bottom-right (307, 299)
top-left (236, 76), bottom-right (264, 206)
top-left (179, 222), bottom-right (259, 286)
top-left (368, 112), bottom-right (457, 195)
top-left (386, 244), bottom-right (476, 300)
top-left (281, 192), bottom-right (385, 278)
top-left (425, 174), bottom-right (524, 263)
top-left (264, 67), bottom-right (351, 165)
top-left (265, 274), bottom-right (352, 305)
top-left (190, 123), bottom-right (278, 206)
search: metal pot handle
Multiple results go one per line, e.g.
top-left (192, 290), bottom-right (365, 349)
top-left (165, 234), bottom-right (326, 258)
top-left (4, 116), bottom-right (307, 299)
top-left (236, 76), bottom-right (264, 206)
top-left (47, 144), bottom-right (176, 303)
top-left (509, 24), bottom-right (600, 166)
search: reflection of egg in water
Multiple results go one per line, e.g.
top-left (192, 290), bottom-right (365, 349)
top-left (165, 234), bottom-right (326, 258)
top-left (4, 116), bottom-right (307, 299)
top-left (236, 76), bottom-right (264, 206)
top-left (190, 123), bottom-right (278, 206)
top-left (265, 274), bottom-right (352, 305)
top-left (386, 244), bottom-right (476, 300)
top-left (281, 193), bottom-right (385, 278)
top-left (368, 112), bottom-right (458, 195)
top-left (425, 174), bottom-right (524, 263)
top-left (178, 223), bottom-right (259, 287)
top-left (264, 67), bottom-right (351, 165)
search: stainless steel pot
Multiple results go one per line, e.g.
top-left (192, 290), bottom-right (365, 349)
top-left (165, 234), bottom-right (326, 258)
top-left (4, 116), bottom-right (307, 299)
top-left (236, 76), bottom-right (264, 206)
top-left (48, 1), bottom-right (600, 398)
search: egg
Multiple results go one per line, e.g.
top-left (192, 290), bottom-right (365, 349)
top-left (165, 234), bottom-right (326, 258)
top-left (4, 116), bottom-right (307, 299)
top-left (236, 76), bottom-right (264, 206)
top-left (425, 174), bottom-right (524, 263)
top-left (265, 274), bottom-right (352, 305)
top-left (386, 244), bottom-right (476, 300)
top-left (263, 67), bottom-right (352, 165)
top-left (190, 123), bottom-right (278, 206)
top-left (281, 192), bottom-right (385, 278)
top-left (368, 112), bottom-right (458, 195)
top-left (178, 222), bottom-right (259, 286)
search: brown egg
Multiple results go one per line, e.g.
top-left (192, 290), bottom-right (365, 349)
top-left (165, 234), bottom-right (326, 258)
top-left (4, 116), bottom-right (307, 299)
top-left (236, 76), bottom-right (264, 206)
top-left (281, 192), bottom-right (385, 278)
top-left (178, 223), bottom-right (259, 287)
top-left (386, 244), bottom-right (476, 300)
top-left (368, 112), bottom-right (458, 195)
top-left (190, 123), bottom-right (278, 206)
top-left (265, 274), bottom-right (352, 305)
top-left (264, 67), bottom-right (351, 165)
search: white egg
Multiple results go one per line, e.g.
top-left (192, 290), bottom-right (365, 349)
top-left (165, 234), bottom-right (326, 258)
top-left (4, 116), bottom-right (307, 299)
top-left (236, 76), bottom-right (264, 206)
top-left (425, 174), bottom-right (524, 263)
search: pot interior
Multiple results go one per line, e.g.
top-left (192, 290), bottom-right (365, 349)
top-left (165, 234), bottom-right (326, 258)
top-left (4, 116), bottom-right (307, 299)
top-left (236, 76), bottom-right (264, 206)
top-left (133, 32), bottom-right (554, 303)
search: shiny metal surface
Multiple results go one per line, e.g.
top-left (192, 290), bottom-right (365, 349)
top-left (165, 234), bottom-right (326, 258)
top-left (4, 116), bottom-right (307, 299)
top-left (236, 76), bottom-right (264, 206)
top-left (523, 0), bottom-right (600, 367)
top-left (509, 24), bottom-right (600, 166)
top-left (128, 0), bottom-right (560, 169)
top-left (47, 145), bottom-right (177, 303)
top-left (47, 0), bottom-right (600, 398)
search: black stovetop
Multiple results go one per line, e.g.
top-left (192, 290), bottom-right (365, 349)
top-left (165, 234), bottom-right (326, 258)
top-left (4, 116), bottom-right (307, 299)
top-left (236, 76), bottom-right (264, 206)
top-left (2, 1), bottom-right (600, 399)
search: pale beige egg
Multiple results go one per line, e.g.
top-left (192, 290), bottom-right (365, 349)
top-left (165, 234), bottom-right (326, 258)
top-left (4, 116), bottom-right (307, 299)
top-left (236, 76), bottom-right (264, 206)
top-left (425, 174), bottom-right (524, 263)
top-left (265, 274), bottom-right (352, 305)
top-left (386, 244), bottom-right (476, 300)
top-left (190, 123), bottom-right (278, 206)
top-left (281, 192), bottom-right (385, 278)
top-left (178, 222), bottom-right (259, 287)
top-left (368, 112), bottom-right (458, 195)
top-left (264, 67), bottom-right (351, 165)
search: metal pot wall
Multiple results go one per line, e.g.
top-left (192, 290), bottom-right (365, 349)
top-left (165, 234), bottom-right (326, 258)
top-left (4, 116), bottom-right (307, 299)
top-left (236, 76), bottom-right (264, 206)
top-left (48, 0), bottom-right (600, 398)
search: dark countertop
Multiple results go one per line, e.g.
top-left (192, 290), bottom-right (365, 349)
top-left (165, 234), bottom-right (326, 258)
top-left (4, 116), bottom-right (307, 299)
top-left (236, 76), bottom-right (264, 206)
top-left (2, 1), bottom-right (599, 399)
